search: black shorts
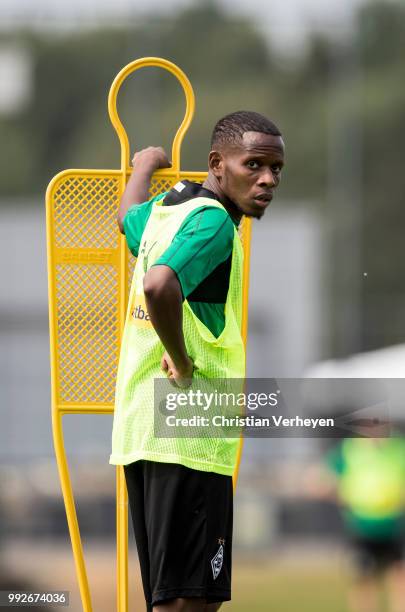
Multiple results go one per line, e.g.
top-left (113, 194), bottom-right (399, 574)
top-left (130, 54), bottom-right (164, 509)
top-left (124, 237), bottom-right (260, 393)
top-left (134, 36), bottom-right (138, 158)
top-left (124, 460), bottom-right (233, 610)
top-left (349, 535), bottom-right (405, 576)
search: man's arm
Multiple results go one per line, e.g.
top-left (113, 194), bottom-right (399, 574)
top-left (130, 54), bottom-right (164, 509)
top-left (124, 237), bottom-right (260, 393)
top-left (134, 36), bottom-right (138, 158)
top-left (144, 207), bottom-right (234, 386)
top-left (143, 265), bottom-right (193, 387)
top-left (117, 146), bottom-right (171, 233)
top-left (120, 145), bottom-right (190, 386)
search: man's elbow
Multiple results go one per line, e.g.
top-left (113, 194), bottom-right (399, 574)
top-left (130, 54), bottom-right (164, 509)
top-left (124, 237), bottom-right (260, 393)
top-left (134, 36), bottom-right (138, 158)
top-left (143, 273), bottom-right (158, 299)
top-left (143, 269), bottom-right (165, 299)
top-left (143, 267), bottom-right (180, 300)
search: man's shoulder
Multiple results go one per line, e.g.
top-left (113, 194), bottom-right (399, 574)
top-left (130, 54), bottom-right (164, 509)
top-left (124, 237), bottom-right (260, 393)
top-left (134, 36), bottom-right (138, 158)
top-left (123, 193), bottom-right (168, 255)
top-left (163, 180), bottom-right (216, 207)
top-left (182, 198), bottom-right (239, 232)
top-left (125, 192), bottom-right (166, 220)
top-left (163, 180), bottom-right (238, 226)
top-left (179, 203), bottom-right (236, 239)
top-left (124, 193), bottom-right (167, 232)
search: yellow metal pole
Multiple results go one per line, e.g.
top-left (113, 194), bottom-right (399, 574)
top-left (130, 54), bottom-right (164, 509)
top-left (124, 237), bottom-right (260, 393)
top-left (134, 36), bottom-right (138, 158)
top-left (108, 57), bottom-right (195, 176)
top-left (233, 216), bottom-right (252, 489)
top-left (116, 466), bottom-right (128, 612)
top-left (53, 411), bottom-right (93, 610)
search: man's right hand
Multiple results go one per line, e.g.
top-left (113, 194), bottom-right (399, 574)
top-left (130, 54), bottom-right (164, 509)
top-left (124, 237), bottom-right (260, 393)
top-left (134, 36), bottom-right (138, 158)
top-left (118, 146), bottom-right (171, 233)
top-left (132, 146), bottom-right (171, 172)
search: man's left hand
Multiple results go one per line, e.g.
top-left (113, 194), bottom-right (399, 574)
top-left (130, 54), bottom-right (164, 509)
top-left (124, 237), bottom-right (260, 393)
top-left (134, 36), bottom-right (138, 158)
top-left (161, 352), bottom-right (194, 388)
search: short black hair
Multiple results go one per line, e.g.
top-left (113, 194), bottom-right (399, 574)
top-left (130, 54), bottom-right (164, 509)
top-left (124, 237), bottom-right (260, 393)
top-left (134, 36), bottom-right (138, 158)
top-left (211, 110), bottom-right (282, 149)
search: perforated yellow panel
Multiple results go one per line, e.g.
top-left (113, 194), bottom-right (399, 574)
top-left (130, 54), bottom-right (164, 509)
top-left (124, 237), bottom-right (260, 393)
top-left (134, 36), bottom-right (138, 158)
top-left (53, 175), bottom-right (119, 248)
top-left (48, 169), bottom-right (250, 409)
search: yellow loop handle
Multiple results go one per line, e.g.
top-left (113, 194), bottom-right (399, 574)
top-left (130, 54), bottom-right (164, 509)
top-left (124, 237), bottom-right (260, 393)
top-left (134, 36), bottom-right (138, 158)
top-left (108, 57), bottom-right (195, 174)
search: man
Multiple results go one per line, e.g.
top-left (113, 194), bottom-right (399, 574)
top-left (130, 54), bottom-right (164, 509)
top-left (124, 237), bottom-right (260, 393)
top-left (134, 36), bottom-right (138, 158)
top-left (110, 111), bottom-right (285, 611)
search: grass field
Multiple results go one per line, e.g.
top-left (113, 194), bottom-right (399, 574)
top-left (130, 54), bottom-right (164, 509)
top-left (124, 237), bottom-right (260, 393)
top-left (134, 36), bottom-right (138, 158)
top-left (4, 540), bottom-right (356, 611)
top-left (231, 556), bottom-right (350, 612)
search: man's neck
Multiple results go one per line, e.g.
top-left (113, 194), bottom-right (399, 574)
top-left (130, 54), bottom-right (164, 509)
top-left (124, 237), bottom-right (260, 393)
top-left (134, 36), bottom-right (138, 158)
top-left (202, 173), bottom-right (243, 224)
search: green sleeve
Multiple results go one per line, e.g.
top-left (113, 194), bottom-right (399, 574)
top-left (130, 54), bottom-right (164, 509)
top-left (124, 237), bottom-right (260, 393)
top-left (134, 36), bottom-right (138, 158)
top-left (152, 206), bottom-right (235, 298)
top-left (123, 193), bottom-right (167, 257)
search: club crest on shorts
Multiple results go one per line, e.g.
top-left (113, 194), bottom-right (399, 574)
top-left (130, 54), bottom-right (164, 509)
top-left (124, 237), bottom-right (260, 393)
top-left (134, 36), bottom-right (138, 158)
top-left (211, 544), bottom-right (224, 580)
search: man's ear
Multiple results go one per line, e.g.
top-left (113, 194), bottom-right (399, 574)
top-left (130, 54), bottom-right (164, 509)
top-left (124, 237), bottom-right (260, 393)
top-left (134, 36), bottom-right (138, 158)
top-left (208, 150), bottom-right (223, 178)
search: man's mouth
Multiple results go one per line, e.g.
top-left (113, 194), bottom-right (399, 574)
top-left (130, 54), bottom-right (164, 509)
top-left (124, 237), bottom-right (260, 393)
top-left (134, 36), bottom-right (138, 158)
top-left (253, 193), bottom-right (273, 205)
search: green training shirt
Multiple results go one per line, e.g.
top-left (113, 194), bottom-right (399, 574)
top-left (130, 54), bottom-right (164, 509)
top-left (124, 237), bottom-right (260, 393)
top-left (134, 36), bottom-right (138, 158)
top-left (123, 188), bottom-right (237, 337)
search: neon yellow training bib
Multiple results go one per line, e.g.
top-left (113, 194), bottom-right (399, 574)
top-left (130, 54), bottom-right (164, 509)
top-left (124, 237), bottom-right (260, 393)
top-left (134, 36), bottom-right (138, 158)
top-left (339, 438), bottom-right (405, 519)
top-left (110, 197), bottom-right (245, 476)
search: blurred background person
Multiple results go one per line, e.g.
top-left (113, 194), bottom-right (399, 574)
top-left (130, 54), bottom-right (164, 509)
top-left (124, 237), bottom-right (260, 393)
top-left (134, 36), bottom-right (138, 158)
top-left (324, 437), bottom-right (405, 612)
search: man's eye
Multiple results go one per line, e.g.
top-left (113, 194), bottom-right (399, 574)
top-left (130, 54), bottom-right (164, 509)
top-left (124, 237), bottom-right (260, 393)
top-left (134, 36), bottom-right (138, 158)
top-left (247, 160), bottom-right (260, 169)
top-left (272, 165), bottom-right (282, 173)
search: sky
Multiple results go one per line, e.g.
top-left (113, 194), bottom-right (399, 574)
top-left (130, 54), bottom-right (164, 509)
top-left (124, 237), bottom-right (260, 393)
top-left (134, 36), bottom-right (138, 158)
top-left (0, 0), bottom-right (371, 53)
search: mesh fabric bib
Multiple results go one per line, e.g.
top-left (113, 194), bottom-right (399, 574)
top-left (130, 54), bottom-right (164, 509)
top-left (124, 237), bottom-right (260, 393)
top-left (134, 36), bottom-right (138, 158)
top-left (339, 438), bottom-right (405, 519)
top-left (110, 197), bottom-right (245, 475)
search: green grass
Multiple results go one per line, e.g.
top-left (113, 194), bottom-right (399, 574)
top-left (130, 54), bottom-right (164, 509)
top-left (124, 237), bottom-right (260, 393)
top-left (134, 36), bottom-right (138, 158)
top-left (228, 556), bottom-right (350, 612)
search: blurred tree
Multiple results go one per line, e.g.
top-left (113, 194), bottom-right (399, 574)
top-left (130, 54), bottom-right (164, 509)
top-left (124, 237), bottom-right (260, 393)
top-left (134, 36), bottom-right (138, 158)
top-left (357, 0), bottom-right (405, 69)
top-left (355, 0), bottom-right (405, 349)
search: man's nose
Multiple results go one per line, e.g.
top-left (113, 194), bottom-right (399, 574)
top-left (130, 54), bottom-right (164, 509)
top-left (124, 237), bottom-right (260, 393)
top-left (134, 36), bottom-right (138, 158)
top-left (258, 168), bottom-right (276, 187)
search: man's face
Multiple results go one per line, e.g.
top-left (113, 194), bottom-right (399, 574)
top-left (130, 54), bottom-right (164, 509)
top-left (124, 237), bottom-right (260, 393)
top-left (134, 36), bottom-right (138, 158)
top-left (210, 131), bottom-right (285, 219)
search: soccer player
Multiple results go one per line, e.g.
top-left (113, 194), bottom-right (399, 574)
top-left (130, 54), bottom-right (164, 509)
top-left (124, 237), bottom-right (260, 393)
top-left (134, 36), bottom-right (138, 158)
top-left (110, 111), bottom-right (285, 611)
top-left (327, 437), bottom-right (405, 612)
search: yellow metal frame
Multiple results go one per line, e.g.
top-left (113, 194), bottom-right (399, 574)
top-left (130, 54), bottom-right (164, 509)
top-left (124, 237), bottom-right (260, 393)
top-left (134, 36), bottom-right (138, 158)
top-left (45, 57), bottom-right (252, 612)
